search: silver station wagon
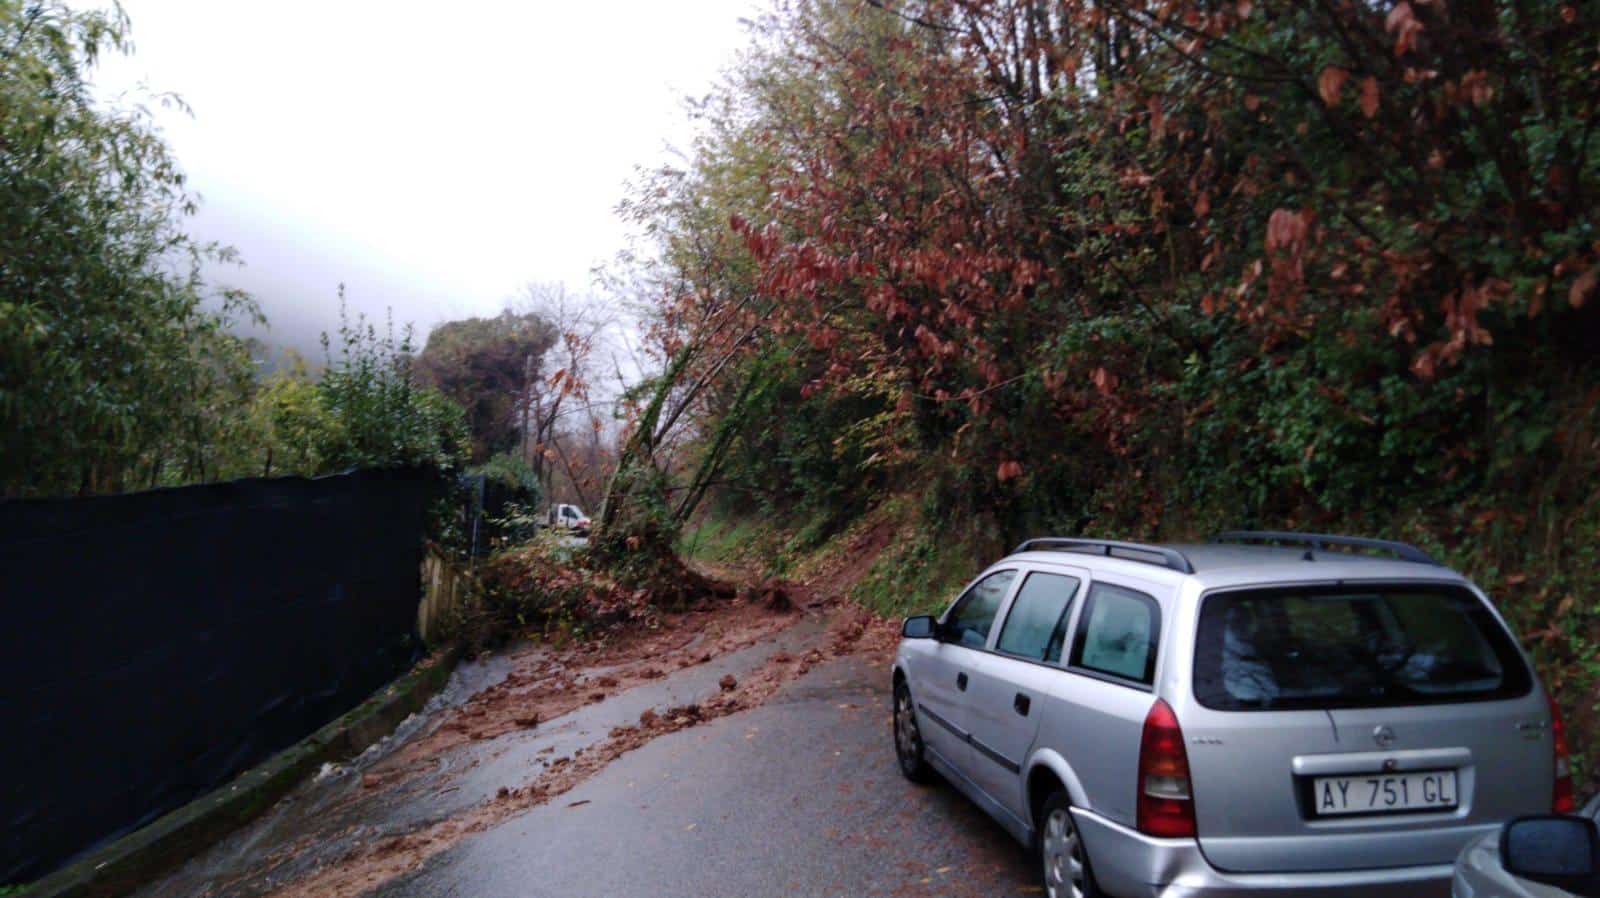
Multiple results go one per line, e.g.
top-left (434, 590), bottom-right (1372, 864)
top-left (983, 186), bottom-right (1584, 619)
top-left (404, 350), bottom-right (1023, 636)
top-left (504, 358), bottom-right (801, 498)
top-left (891, 531), bottom-right (1570, 898)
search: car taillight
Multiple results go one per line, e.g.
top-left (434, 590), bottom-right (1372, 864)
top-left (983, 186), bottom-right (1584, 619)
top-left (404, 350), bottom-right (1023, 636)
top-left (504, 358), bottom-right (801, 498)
top-left (1138, 698), bottom-right (1197, 838)
top-left (1551, 693), bottom-right (1575, 813)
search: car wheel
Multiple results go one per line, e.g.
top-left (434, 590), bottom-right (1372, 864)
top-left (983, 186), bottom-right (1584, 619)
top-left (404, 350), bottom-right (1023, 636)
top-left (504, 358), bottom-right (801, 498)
top-left (892, 679), bottom-right (933, 783)
top-left (1038, 790), bottom-right (1101, 898)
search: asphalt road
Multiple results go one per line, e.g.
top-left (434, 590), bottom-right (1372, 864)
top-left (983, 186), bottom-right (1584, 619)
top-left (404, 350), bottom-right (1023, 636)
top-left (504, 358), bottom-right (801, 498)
top-left (378, 653), bottom-right (1039, 898)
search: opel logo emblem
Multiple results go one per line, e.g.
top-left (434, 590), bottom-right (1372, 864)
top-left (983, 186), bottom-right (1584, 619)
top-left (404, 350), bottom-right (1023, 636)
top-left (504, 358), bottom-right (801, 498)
top-left (1373, 725), bottom-right (1397, 749)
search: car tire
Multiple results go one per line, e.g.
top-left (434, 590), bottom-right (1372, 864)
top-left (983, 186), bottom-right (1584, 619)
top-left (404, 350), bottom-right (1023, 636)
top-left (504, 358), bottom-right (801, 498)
top-left (892, 679), bottom-right (933, 784)
top-left (1036, 790), bottom-right (1102, 898)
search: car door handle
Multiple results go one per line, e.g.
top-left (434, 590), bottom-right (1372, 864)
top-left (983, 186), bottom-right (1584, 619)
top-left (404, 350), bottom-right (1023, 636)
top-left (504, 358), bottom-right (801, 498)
top-left (1014, 693), bottom-right (1030, 717)
top-left (956, 672), bottom-right (968, 691)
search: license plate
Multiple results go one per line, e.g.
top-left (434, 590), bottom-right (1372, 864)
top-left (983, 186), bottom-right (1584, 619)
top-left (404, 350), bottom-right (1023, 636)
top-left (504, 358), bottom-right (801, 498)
top-left (1311, 770), bottom-right (1458, 816)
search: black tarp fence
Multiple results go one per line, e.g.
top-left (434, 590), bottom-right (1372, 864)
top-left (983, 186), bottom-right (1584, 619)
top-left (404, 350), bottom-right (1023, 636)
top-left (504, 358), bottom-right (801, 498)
top-left (0, 468), bottom-right (440, 884)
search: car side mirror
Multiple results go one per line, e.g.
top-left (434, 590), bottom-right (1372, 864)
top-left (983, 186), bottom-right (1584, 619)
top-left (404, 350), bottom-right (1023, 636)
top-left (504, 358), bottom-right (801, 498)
top-left (902, 615), bottom-right (937, 639)
top-left (1503, 815), bottom-right (1600, 896)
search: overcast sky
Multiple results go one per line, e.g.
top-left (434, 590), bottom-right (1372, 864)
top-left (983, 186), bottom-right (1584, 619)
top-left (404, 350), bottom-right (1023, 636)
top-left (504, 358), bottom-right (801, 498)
top-left (91, 1), bottom-right (755, 356)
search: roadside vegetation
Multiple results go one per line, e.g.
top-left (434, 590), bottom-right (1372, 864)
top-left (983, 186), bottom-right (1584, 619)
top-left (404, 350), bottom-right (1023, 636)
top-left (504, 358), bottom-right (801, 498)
top-left (7, 0), bottom-right (1598, 793)
top-left (0, 2), bottom-right (472, 496)
top-left (0, 4), bottom-right (622, 504)
top-left (0, 2), bottom-right (663, 655)
top-left (604, 0), bottom-right (1600, 785)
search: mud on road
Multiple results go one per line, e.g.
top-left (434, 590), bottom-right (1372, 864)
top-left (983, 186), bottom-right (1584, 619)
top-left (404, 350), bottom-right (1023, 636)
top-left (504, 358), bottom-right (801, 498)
top-left (137, 585), bottom-right (911, 898)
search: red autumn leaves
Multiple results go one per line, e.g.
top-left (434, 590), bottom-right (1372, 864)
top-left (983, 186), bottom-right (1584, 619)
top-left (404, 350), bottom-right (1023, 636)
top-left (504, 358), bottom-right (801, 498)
top-left (1317, 66), bottom-right (1379, 119)
top-left (657, 0), bottom-right (1599, 489)
top-left (1385, 2), bottom-right (1425, 57)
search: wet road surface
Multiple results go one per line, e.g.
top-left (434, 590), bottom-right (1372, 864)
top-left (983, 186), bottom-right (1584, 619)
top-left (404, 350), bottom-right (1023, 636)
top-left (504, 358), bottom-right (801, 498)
top-left (377, 653), bottom-right (1037, 898)
top-left (136, 606), bottom-right (1036, 897)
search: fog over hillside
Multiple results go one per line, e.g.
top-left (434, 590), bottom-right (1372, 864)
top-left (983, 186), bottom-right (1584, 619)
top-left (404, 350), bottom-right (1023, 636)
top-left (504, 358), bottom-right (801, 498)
top-left (190, 198), bottom-right (494, 368)
top-left (89, 0), bottom-right (755, 366)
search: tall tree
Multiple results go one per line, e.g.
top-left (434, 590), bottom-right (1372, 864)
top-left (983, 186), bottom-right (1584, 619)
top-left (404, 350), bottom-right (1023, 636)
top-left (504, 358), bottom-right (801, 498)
top-left (415, 310), bottom-right (557, 463)
top-left (0, 0), bottom-right (259, 496)
top-left (514, 283), bottom-right (624, 509)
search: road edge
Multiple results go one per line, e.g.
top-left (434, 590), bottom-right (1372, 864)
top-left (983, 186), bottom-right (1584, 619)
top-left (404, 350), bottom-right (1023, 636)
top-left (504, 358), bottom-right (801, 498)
top-left (18, 643), bottom-right (466, 898)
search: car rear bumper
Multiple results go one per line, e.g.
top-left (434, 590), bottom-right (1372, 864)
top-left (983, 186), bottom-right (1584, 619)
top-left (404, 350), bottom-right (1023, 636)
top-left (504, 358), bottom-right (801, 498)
top-left (1072, 808), bottom-right (1453, 898)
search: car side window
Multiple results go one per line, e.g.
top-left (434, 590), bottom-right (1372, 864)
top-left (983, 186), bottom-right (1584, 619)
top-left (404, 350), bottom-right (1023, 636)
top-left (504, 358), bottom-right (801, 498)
top-left (944, 570), bottom-right (1017, 649)
top-left (1071, 582), bottom-right (1161, 685)
top-left (995, 572), bottom-right (1081, 662)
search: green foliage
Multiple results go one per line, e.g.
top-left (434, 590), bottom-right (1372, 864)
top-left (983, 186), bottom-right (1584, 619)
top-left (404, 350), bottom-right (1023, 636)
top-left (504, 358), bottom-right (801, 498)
top-left (680, 513), bottom-right (765, 566)
top-left (415, 310), bottom-right (557, 462)
top-left (474, 450), bottom-right (543, 545)
top-left (679, 506), bottom-right (818, 578)
top-left (714, 349), bottom-right (905, 531)
top-left (186, 307), bottom-right (472, 486)
top-left (591, 456), bottom-right (680, 573)
top-left (850, 531), bottom-right (976, 620)
top-left (0, 0), bottom-right (260, 496)
top-left (246, 366), bottom-right (344, 478)
top-left (594, 342), bottom-right (701, 559)
top-left (316, 299), bottom-right (469, 474)
top-left (0, 1), bottom-right (471, 497)
top-left (631, 0), bottom-right (1600, 786)
top-left (474, 451), bottom-right (541, 500)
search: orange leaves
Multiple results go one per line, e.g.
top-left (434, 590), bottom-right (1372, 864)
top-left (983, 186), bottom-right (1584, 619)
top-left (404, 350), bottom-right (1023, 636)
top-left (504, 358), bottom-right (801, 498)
top-left (996, 460), bottom-right (1023, 483)
top-left (1317, 66), bottom-right (1349, 107)
top-left (1359, 77), bottom-right (1380, 118)
top-left (1261, 208), bottom-right (1320, 316)
top-left (1411, 278), bottom-right (1510, 380)
top-left (912, 324), bottom-right (957, 361)
top-left (1235, 257), bottom-right (1264, 304)
top-left (1118, 166), bottom-right (1155, 188)
top-left (1319, 66), bottom-right (1377, 118)
top-left (1408, 351), bottom-right (1439, 382)
top-left (1147, 98), bottom-right (1167, 140)
top-left (1265, 208), bottom-right (1312, 253)
top-left (1571, 265), bottom-right (1598, 310)
top-left (1384, 2), bottom-right (1424, 57)
top-left (1441, 280), bottom-right (1500, 347)
top-left (1460, 70), bottom-right (1494, 107)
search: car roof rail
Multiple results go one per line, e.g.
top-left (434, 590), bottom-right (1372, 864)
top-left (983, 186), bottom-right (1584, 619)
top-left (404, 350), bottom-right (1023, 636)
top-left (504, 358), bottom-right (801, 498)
top-left (1012, 538), bottom-right (1195, 575)
top-left (1210, 530), bottom-right (1439, 565)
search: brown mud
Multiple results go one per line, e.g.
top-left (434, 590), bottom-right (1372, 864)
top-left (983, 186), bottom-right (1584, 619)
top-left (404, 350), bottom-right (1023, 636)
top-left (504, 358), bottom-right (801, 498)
top-left (263, 582), bottom-right (900, 898)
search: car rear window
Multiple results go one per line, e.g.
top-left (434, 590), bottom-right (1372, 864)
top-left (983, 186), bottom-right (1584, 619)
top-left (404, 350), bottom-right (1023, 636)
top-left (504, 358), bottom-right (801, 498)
top-left (1193, 584), bottom-right (1532, 711)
